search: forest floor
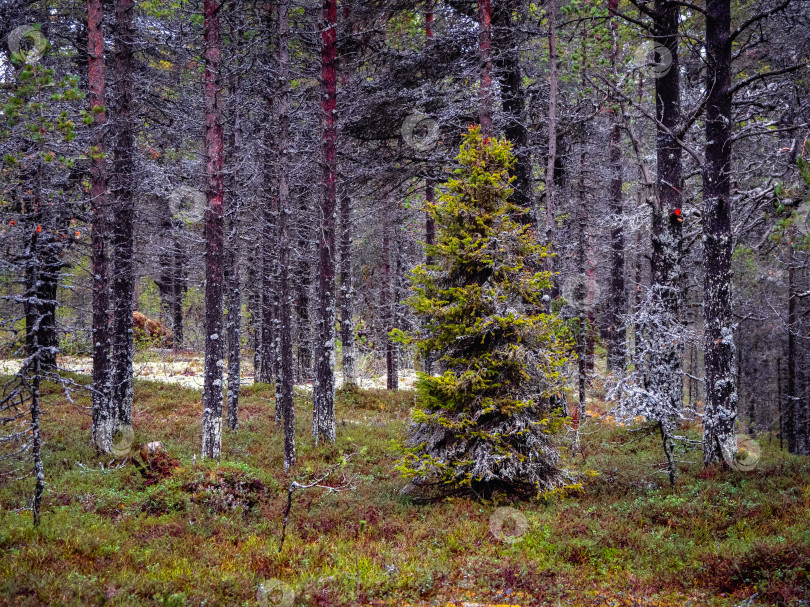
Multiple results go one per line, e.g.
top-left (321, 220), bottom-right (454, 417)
top-left (1, 374), bottom-right (809, 606)
top-left (0, 355), bottom-right (419, 391)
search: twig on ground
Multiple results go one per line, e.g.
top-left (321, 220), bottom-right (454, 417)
top-left (278, 452), bottom-right (357, 552)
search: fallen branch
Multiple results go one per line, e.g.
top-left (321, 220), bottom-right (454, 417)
top-left (279, 453), bottom-right (357, 552)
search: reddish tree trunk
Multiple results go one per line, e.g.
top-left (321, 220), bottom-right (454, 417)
top-left (201, 0), bottom-right (225, 460)
top-left (478, 0), bottom-right (492, 136)
top-left (87, 0), bottom-right (113, 453)
top-left (313, 0), bottom-right (338, 444)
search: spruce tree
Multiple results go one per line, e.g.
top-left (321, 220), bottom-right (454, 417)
top-left (396, 127), bottom-right (573, 498)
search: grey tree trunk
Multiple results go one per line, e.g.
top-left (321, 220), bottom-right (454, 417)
top-left (110, 0), bottom-right (135, 432)
top-left (605, 0), bottom-right (627, 374)
top-left (492, 0), bottom-right (531, 217)
top-left (786, 250), bottom-right (799, 453)
top-left (276, 0), bottom-right (296, 470)
top-left (382, 203), bottom-right (398, 391)
top-left (702, 0), bottom-right (737, 466)
top-left (201, 0), bottom-right (225, 460)
top-left (313, 0), bottom-right (338, 444)
top-left (224, 3), bottom-right (244, 432)
top-left (87, 0), bottom-right (113, 453)
top-left (606, 128), bottom-right (626, 372)
top-left (544, 0), bottom-right (558, 288)
top-left (295, 193), bottom-right (314, 382)
top-left (25, 231), bottom-right (46, 526)
top-left (259, 177), bottom-right (277, 386)
top-left (638, 0), bottom-right (685, 484)
top-left (338, 188), bottom-right (356, 389)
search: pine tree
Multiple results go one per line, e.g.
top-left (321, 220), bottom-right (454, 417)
top-left (396, 127), bottom-right (574, 498)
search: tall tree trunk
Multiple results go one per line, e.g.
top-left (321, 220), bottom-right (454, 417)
top-left (478, 0), bottom-right (493, 136)
top-left (158, 227), bottom-right (186, 350)
top-left (201, 0), bottom-right (225, 460)
top-left (224, 4), bottom-right (244, 432)
top-left (492, 0), bottom-right (531, 216)
top-left (30, 355), bottom-right (43, 526)
top-left (171, 232), bottom-right (186, 349)
top-left (88, 0), bottom-right (113, 452)
top-left (786, 249), bottom-right (797, 452)
top-left (259, 103), bottom-right (277, 386)
top-left (544, 0), bottom-right (557, 264)
top-left (338, 190), bottom-right (356, 389)
top-left (295, 193), bottom-right (313, 382)
top-left (276, 0), bottom-right (296, 470)
top-left (605, 0), bottom-right (626, 372)
top-left (577, 137), bottom-right (588, 418)
top-left (641, 0), bottom-right (684, 484)
top-left (338, 2), bottom-right (356, 390)
top-left (258, 235), bottom-right (275, 384)
top-left (424, 1), bottom-right (436, 251)
top-left (425, 180), bottom-right (436, 263)
top-left (313, 0), bottom-right (338, 444)
top-left (702, 0), bottom-right (737, 466)
top-left (382, 203), bottom-right (398, 391)
top-left (246, 241), bottom-right (261, 372)
top-left (25, 231), bottom-right (45, 525)
top-left (111, 0), bottom-right (135, 432)
top-left (24, 114), bottom-right (58, 376)
top-left (423, 1), bottom-right (437, 376)
top-left (259, 15), bottom-right (277, 389)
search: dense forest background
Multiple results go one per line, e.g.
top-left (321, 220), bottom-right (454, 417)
top-left (1, 0), bottom-right (810, 603)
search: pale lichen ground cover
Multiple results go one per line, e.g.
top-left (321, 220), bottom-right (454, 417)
top-left (0, 355), bottom-right (418, 391)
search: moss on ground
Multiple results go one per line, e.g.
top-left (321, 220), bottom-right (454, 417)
top-left (1, 377), bottom-right (808, 606)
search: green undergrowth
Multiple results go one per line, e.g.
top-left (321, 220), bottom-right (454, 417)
top-left (0, 376), bottom-right (808, 606)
